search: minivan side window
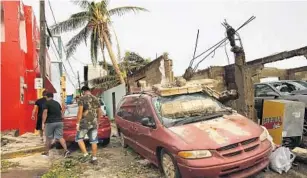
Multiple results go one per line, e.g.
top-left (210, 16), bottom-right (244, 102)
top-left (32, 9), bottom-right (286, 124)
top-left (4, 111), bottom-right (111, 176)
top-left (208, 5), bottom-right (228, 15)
top-left (136, 98), bottom-right (155, 124)
top-left (254, 84), bottom-right (276, 97)
top-left (116, 97), bottom-right (138, 122)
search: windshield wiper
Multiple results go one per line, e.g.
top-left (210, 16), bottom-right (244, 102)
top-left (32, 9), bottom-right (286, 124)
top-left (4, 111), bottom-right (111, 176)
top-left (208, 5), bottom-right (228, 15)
top-left (172, 113), bottom-right (223, 126)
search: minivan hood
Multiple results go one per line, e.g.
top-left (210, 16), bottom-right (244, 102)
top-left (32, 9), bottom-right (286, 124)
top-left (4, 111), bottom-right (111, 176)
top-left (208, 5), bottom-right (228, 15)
top-left (168, 113), bottom-right (262, 150)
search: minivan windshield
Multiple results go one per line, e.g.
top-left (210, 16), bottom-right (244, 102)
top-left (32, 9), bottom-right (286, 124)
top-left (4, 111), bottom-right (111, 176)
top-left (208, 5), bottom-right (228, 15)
top-left (152, 92), bottom-right (231, 127)
top-left (293, 81), bottom-right (307, 88)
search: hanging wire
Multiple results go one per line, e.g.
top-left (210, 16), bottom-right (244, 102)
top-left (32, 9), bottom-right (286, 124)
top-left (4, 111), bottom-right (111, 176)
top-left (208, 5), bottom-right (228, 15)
top-left (47, 0), bottom-right (78, 78)
top-left (191, 16), bottom-right (256, 72)
top-left (189, 29), bottom-right (200, 67)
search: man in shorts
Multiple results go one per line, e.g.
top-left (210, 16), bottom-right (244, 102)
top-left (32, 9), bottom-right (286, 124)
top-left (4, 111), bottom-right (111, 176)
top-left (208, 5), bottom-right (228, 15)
top-left (42, 92), bottom-right (70, 157)
top-left (76, 86), bottom-right (103, 165)
top-left (31, 90), bottom-right (48, 142)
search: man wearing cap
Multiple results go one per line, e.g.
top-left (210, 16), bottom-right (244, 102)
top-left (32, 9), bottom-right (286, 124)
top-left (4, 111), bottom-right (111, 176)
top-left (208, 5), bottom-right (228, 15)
top-left (31, 90), bottom-right (48, 142)
top-left (76, 86), bottom-right (103, 165)
top-left (42, 92), bottom-right (70, 157)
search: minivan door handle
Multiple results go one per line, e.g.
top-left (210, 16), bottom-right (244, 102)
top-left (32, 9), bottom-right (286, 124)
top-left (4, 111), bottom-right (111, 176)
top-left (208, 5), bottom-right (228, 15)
top-left (130, 125), bottom-right (137, 131)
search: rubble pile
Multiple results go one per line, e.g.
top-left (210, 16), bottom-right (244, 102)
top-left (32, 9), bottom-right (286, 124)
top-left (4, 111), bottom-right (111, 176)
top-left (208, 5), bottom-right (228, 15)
top-left (152, 78), bottom-right (238, 104)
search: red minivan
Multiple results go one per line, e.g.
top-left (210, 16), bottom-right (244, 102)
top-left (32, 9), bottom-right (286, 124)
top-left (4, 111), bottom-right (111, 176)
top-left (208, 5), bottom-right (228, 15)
top-left (62, 104), bottom-right (111, 146)
top-left (115, 92), bottom-right (272, 178)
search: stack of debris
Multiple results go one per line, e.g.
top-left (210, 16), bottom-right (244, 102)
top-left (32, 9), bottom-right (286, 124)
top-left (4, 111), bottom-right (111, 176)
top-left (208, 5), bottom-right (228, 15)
top-left (152, 77), bottom-right (238, 103)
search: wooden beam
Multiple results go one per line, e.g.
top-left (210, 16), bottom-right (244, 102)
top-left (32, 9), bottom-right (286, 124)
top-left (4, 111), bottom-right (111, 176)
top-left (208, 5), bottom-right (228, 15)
top-left (246, 46), bottom-right (307, 66)
top-left (287, 66), bottom-right (307, 73)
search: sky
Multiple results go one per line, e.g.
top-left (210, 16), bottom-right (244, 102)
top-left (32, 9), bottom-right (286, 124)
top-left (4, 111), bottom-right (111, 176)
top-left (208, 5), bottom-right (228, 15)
top-left (22, 0), bottom-right (307, 94)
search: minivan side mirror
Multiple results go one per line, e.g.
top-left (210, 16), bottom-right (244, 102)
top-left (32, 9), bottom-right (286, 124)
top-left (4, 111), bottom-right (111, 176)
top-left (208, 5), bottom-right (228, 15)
top-left (267, 92), bottom-right (279, 98)
top-left (141, 117), bottom-right (156, 128)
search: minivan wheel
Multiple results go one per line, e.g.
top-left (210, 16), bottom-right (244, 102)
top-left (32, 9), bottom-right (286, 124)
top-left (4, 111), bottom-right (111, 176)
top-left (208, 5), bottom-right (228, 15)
top-left (99, 138), bottom-right (110, 147)
top-left (119, 132), bottom-right (127, 148)
top-left (160, 149), bottom-right (181, 178)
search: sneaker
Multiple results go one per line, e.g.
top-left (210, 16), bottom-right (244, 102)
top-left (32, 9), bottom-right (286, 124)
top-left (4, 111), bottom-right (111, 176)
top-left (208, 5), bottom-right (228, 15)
top-left (64, 150), bottom-right (71, 158)
top-left (80, 154), bottom-right (92, 163)
top-left (90, 159), bottom-right (98, 165)
top-left (41, 151), bottom-right (49, 157)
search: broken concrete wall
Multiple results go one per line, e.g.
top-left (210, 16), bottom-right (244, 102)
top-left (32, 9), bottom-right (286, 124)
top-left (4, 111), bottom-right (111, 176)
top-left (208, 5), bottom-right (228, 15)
top-left (194, 65), bottom-right (307, 92)
top-left (252, 67), bottom-right (288, 83)
top-left (287, 66), bottom-right (307, 81)
top-left (191, 66), bottom-right (227, 92)
top-left (127, 54), bottom-right (174, 89)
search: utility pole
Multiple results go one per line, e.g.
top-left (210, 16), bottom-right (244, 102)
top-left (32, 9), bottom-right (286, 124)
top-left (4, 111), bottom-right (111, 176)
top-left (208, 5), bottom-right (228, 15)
top-left (224, 21), bottom-right (256, 122)
top-left (39, 0), bottom-right (46, 88)
top-left (77, 71), bottom-right (81, 95)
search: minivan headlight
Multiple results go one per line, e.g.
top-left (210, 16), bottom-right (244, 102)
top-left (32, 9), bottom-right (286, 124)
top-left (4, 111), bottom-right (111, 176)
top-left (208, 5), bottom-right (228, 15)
top-left (178, 150), bottom-right (212, 159)
top-left (260, 129), bottom-right (268, 142)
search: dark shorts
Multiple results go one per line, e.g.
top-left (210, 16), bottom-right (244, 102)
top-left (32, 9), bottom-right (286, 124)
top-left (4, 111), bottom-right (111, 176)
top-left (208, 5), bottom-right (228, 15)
top-left (36, 116), bottom-right (42, 130)
top-left (75, 128), bottom-right (98, 144)
top-left (45, 122), bottom-right (63, 139)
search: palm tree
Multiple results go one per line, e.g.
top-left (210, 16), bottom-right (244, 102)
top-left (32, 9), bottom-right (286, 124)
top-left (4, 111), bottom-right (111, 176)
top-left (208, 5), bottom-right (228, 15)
top-left (50, 0), bottom-right (148, 84)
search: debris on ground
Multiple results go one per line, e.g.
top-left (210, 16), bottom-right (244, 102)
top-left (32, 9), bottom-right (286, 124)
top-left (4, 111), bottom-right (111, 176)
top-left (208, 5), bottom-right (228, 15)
top-left (1, 133), bottom-right (43, 154)
top-left (2, 128), bottom-right (307, 178)
top-left (269, 147), bottom-right (296, 174)
top-left (42, 158), bottom-right (83, 178)
top-left (292, 147), bottom-right (307, 164)
top-left (1, 160), bottom-right (20, 173)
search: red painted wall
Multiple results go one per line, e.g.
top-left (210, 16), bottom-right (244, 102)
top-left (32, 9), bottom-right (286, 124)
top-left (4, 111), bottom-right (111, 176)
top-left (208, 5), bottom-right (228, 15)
top-left (24, 5), bottom-right (37, 133)
top-left (1, 1), bottom-right (25, 132)
top-left (1, 1), bottom-right (52, 134)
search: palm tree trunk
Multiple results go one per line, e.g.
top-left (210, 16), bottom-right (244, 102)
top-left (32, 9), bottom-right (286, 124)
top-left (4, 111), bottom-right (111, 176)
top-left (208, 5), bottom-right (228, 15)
top-left (101, 30), bottom-right (125, 84)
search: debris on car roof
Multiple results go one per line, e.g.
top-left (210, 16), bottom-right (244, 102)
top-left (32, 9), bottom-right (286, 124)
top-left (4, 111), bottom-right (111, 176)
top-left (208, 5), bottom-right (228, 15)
top-left (151, 77), bottom-right (238, 104)
top-left (152, 78), bottom-right (219, 97)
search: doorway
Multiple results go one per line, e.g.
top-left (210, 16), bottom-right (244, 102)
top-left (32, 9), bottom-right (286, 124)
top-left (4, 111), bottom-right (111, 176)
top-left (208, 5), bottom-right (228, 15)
top-left (112, 92), bottom-right (116, 118)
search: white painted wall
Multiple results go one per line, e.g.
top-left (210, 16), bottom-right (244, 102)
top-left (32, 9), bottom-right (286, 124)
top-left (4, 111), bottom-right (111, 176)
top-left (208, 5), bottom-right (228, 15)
top-left (19, 2), bottom-right (27, 52)
top-left (102, 84), bottom-right (126, 120)
top-left (87, 64), bottom-right (107, 88)
top-left (260, 77), bottom-right (279, 83)
top-left (51, 62), bottom-right (62, 104)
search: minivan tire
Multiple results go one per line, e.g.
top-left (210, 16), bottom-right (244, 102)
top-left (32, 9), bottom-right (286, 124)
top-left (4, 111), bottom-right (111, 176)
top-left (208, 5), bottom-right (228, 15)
top-left (160, 149), bottom-right (181, 178)
top-left (119, 131), bottom-right (128, 148)
top-left (99, 138), bottom-right (110, 147)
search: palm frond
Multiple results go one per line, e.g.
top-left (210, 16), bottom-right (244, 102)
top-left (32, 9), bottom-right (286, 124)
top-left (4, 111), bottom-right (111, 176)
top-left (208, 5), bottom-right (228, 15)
top-left (97, 1), bottom-right (108, 16)
top-left (90, 27), bottom-right (99, 66)
top-left (70, 11), bottom-right (89, 18)
top-left (108, 6), bottom-right (148, 17)
top-left (71, 0), bottom-right (90, 9)
top-left (50, 16), bottom-right (88, 35)
top-left (65, 25), bottom-right (91, 59)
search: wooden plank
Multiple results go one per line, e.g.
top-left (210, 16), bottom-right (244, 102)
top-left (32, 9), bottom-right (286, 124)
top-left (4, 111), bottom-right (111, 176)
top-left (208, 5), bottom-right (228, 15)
top-left (292, 147), bottom-right (307, 164)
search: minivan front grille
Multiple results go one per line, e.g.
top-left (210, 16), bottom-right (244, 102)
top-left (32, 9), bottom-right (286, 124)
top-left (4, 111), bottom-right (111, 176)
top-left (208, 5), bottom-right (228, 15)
top-left (217, 137), bottom-right (259, 157)
top-left (217, 143), bottom-right (239, 152)
top-left (241, 137), bottom-right (258, 145)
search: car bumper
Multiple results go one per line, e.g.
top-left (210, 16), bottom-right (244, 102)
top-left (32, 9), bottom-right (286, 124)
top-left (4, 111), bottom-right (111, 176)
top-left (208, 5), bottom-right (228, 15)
top-left (63, 126), bottom-right (111, 142)
top-left (177, 144), bottom-right (272, 178)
